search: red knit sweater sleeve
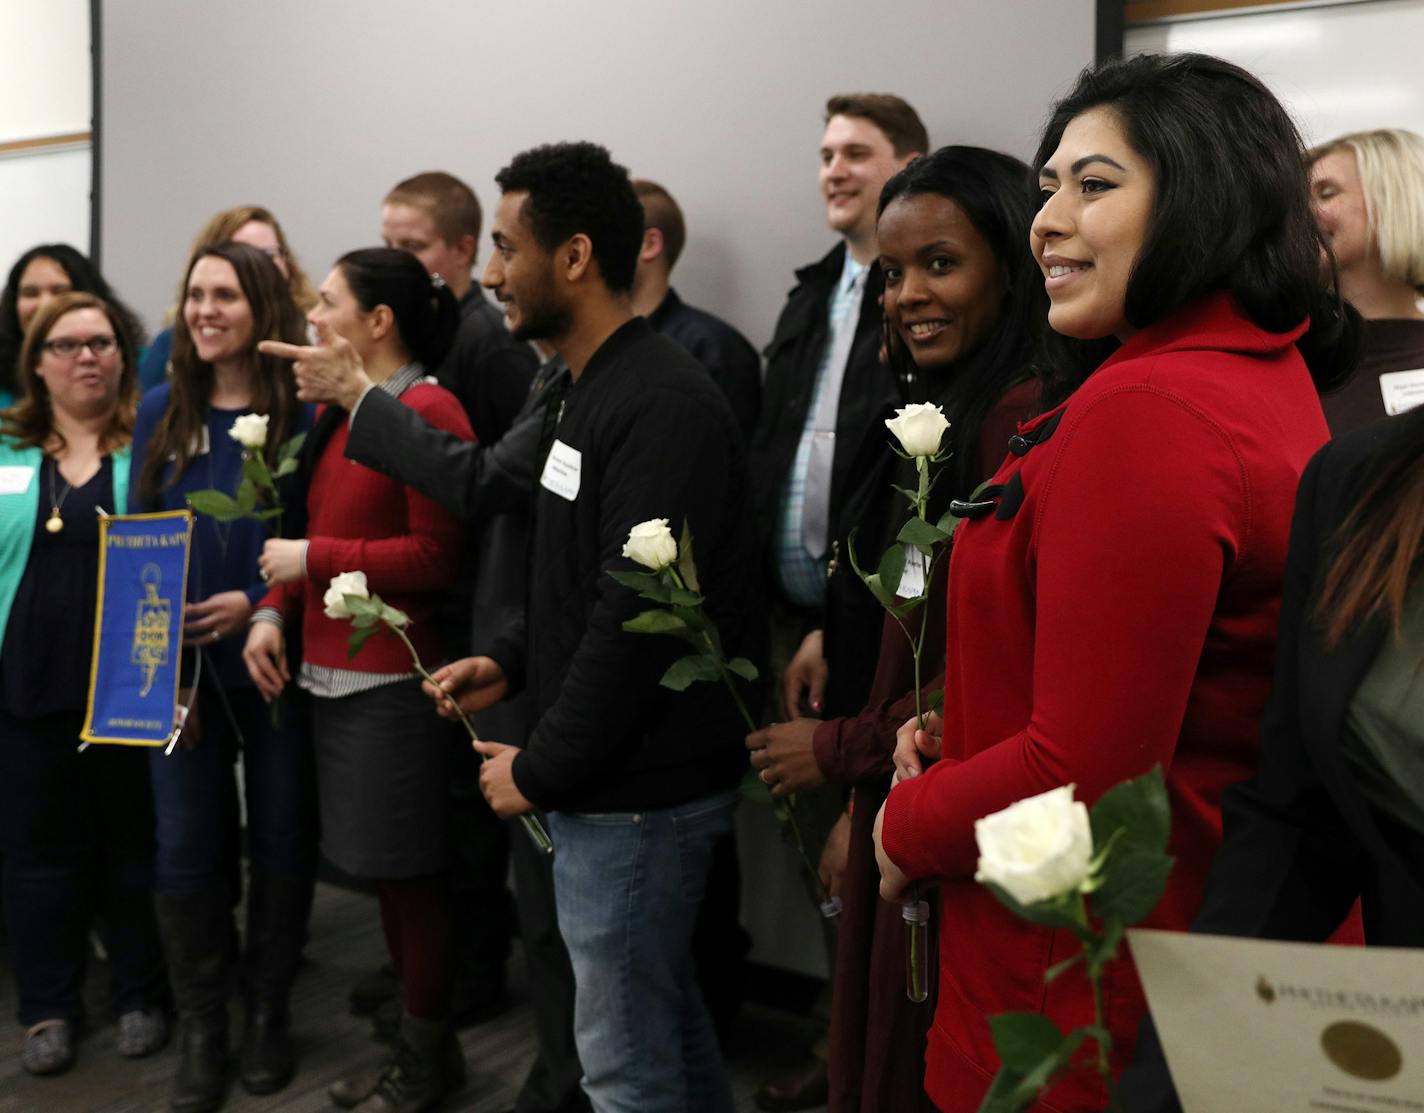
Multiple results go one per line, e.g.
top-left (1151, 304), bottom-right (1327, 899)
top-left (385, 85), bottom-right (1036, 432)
top-left (882, 384), bottom-right (1248, 880)
top-left (257, 579), bottom-right (304, 625)
top-left (304, 387), bottom-right (473, 594)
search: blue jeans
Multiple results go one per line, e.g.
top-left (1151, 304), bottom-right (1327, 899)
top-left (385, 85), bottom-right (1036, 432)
top-left (149, 685), bottom-right (316, 895)
top-left (549, 791), bottom-right (738, 1113)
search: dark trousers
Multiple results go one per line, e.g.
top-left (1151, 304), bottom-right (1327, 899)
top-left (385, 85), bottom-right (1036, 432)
top-left (449, 729), bottom-right (512, 990)
top-left (509, 806), bottom-right (589, 1113)
top-left (0, 709), bottom-right (166, 1026)
top-left (148, 685), bottom-right (317, 896)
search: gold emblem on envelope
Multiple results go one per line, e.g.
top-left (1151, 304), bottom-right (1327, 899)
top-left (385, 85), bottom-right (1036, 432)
top-left (132, 563), bottom-right (171, 698)
top-left (1321, 1020), bottom-right (1403, 1081)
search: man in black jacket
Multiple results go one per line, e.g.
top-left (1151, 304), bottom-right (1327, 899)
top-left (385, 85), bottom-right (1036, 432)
top-left (630, 178), bottom-right (763, 438)
top-left (467, 141), bottom-right (760, 1113)
top-left (745, 92), bottom-right (926, 1112)
top-left (281, 143), bottom-right (761, 1113)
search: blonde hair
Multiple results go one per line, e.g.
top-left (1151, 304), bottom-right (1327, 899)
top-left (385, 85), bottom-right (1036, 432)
top-left (1311, 129), bottom-right (1424, 291)
top-left (176, 204), bottom-right (317, 313)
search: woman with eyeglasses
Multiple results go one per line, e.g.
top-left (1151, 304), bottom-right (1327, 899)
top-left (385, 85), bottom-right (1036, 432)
top-left (0, 292), bottom-right (167, 1078)
top-left (129, 241), bottom-right (313, 1112)
top-left (0, 244), bottom-right (147, 407)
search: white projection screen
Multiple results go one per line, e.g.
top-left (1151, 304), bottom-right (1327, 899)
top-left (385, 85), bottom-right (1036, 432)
top-left (98, 0), bottom-right (1095, 976)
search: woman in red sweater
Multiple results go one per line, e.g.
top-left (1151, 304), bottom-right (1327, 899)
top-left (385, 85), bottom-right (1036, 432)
top-left (873, 53), bottom-right (1359, 1112)
top-left (244, 248), bottom-right (472, 1113)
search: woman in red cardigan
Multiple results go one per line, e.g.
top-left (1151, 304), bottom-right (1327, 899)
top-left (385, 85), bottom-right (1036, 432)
top-left (873, 53), bottom-right (1360, 1113)
top-left (244, 248), bottom-right (472, 1113)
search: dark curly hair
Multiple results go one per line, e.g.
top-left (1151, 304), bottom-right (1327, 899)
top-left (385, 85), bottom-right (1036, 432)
top-left (1033, 52), bottom-right (1357, 391)
top-left (494, 142), bottom-right (644, 293)
top-left (336, 247), bottom-right (460, 371)
top-left (0, 244), bottom-right (147, 398)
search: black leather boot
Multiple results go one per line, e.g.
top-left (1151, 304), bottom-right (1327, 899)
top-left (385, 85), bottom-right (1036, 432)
top-left (351, 1012), bottom-right (462, 1113)
top-left (239, 870), bottom-right (314, 1095)
top-left (155, 889), bottom-right (233, 1113)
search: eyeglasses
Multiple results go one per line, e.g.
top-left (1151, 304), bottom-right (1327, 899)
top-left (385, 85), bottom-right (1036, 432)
top-left (42, 335), bottom-right (119, 359)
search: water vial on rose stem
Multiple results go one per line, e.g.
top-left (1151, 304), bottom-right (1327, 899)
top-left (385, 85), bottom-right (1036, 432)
top-left (903, 897), bottom-right (932, 1003)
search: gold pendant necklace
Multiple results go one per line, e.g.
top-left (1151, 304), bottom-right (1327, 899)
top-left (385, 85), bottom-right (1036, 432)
top-left (47, 457), bottom-right (72, 533)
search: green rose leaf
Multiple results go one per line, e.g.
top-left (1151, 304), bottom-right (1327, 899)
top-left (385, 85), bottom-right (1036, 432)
top-left (346, 624), bottom-right (381, 660)
top-left (185, 489), bottom-right (242, 520)
top-left (274, 458), bottom-right (299, 478)
top-left (380, 604), bottom-right (410, 628)
top-left (726, 656), bottom-right (759, 682)
top-left (981, 882), bottom-right (1093, 941)
top-left (235, 478), bottom-right (258, 514)
top-left (352, 613), bottom-right (378, 629)
top-left (607, 568), bottom-right (673, 604)
top-left (898, 517), bottom-right (950, 547)
top-left (677, 520), bottom-right (701, 594)
top-left (889, 595), bottom-right (926, 618)
top-left (624, 609), bottom-right (689, 635)
top-left (1007, 1028), bottom-right (1087, 1107)
top-left (278, 432), bottom-right (306, 463)
top-left (1043, 952), bottom-right (1084, 985)
top-left (1088, 845), bottom-right (1174, 926)
top-left (242, 453), bottom-right (273, 491)
top-left (877, 543), bottom-right (906, 602)
top-left (342, 594), bottom-right (378, 618)
top-left (989, 1012), bottom-right (1067, 1072)
top-left (660, 654), bottom-right (721, 691)
top-left (1089, 765), bottom-right (1171, 857)
top-left (667, 588), bottom-right (703, 606)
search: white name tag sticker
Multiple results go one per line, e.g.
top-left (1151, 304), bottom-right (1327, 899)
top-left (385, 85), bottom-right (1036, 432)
top-left (1379, 368), bottom-right (1424, 416)
top-left (170, 425), bottom-right (210, 461)
top-left (540, 439), bottom-right (582, 501)
top-left (896, 544), bottom-right (928, 599)
top-left (0, 466), bottom-right (36, 495)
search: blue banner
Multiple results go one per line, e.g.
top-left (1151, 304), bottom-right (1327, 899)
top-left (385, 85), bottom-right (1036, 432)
top-left (81, 511), bottom-right (193, 747)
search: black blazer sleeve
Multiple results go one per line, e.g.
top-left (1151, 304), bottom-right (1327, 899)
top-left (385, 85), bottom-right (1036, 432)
top-left (344, 386), bottom-right (543, 521)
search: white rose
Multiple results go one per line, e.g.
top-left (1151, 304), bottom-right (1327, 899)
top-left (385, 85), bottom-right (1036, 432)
top-left (322, 571), bottom-right (370, 619)
top-left (885, 403), bottom-right (950, 458)
top-left (974, 784), bottom-right (1094, 906)
top-left (622, 518), bottom-right (678, 571)
top-left (229, 413), bottom-right (270, 450)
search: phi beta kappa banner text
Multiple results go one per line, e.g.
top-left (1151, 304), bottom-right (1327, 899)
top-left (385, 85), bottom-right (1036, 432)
top-left (81, 511), bottom-right (194, 746)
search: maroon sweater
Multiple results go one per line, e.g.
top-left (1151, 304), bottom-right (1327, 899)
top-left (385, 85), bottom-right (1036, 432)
top-left (260, 384), bottom-right (472, 674)
top-left (813, 378), bottom-right (1038, 1113)
top-left (881, 294), bottom-right (1328, 1112)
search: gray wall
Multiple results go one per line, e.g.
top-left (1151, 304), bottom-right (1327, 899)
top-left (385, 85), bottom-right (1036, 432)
top-left (99, 0), bottom-right (1095, 978)
top-left (100, 0), bottom-right (1093, 350)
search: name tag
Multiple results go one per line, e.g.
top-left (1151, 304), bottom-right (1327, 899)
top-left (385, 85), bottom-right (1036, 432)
top-left (0, 465), bottom-right (35, 495)
top-left (1379, 368), bottom-right (1424, 416)
top-left (540, 439), bottom-right (582, 501)
top-left (896, 544), bottom-right (928, 599)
